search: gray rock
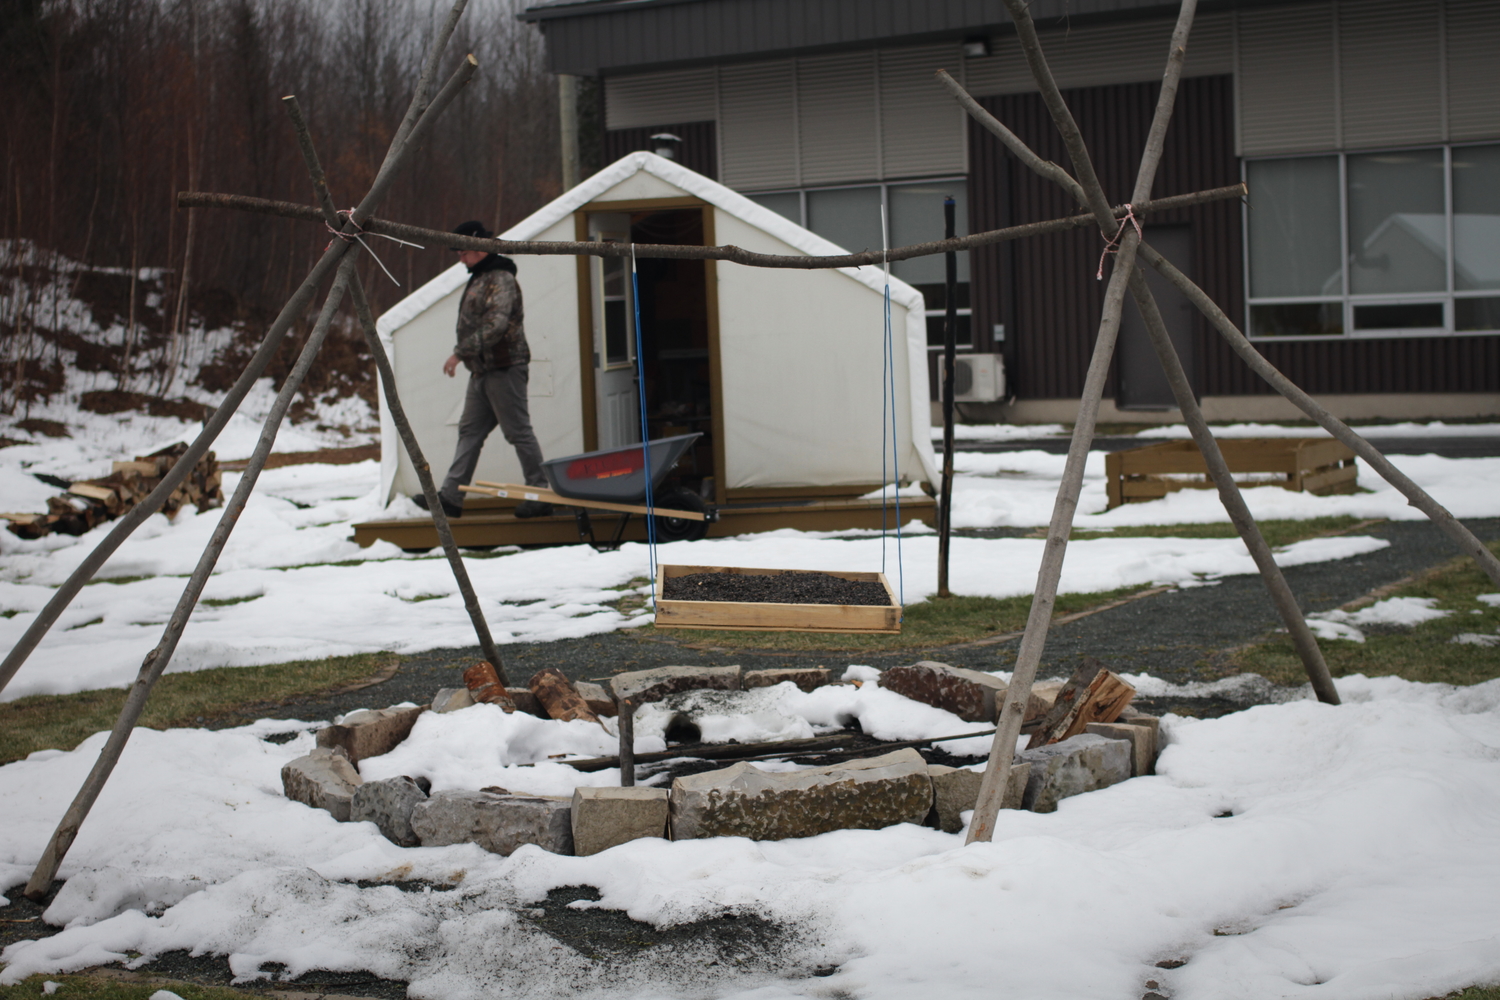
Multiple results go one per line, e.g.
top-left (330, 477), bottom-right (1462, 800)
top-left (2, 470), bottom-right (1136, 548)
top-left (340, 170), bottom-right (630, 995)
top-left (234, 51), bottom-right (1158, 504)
top-left (1086, 721), bottom-right (1156, 777)
top-left (609, 664), bottom-right (742, 705)
top-left (431, 687), bottom-right (475, 714)
top-left (670, 748), bottom-right (932, 841)
top-left (574, 681), bottom-right (617, 717)
top-left (317, 705), bottom-right (425, 765)
top-left (1016, 734), bottom-right (1130, 813)
top-left (925, 763), bottom-right (1030, 832)
top-left (571, 786), bottom-right (669, 856)
top-left (743, 667), bottom-right (831, 693)
top-left (411, 790), bottom-right (574, 856)
top-left (281, 747), bottom-right (363, 822)
top-left (351, 776), bottom-right (428, 846)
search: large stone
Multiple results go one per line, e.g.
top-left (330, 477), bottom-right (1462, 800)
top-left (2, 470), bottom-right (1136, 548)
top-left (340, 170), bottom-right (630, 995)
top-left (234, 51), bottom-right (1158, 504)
top-left (281, 748), bottom-right (363, 822)
top-left (570, 786), bottom-right (669, 856)
top-left (411, 790), bottom-right (574, 856)
top-left (351, 776), bottom-right (428, 846)
top-left (1086, 722), bottom-right (1156, 777)
top-left (1016, 734), bottom-right (1130, 813)
top-left (743, 667), bottom-right (831, 693)
top-left (925, 763), bottom-right (1031, 833)
top-left (575, 681), bottom-right (617, 717)
top-left (432, 687), bottom-right (475, 714)
top-left (669, 748), bottom-right (932, 841)
top-left (316, 705), bottom-right (425, 765)
top-left (881, 661), bottom-right (1045, 724)
top-left (609, 665), bottom-right (742, 705)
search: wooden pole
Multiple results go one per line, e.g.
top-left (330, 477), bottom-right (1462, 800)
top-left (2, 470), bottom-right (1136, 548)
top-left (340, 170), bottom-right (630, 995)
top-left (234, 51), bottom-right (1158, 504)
top-left (25, 254), bottom-right (361, 900)
top-left (177, 185), bottom-right (1246, 271)
top-left (1124, 269), bottom-right (1340, 704)
top-left (283, 95), bottom-right (512, 687)
top-left (937, 196), bottom-right (958, 598)
top-left (618, 699), bottom-right (636, 787)
top-left (967, 0), bottom-right (1199, 846)
top-left (1138, 241), bottom-right (1500, 589)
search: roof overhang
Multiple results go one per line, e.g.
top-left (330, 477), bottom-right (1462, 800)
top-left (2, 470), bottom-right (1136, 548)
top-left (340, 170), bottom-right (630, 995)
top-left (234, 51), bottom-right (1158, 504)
top-left (519, 0), bottom-right (1313, 77)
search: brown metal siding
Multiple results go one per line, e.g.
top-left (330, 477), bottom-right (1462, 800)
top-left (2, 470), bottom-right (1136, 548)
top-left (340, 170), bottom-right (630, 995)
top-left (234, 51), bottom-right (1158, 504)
top-left (604, 121), bottom-right (719, 181)
top-left (970, 76), bottom-right (1241, 400)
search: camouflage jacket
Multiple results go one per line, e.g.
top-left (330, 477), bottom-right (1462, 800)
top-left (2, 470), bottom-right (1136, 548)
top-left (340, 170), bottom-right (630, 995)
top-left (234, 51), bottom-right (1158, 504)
top-left (454, 254), bottom-right (528, 373)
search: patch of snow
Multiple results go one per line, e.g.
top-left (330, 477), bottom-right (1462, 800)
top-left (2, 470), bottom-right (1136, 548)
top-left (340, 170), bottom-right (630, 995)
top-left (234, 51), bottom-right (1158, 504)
top-left (1306, 597), bottom-right (1452, 643)
top-left (1451, 632), bottom-right (1500, 646)
top-left (1478, 593), bottom-right (1500, 607)
top-left (929, 423), bottom-right (1068, 442)
top-left (1134, 420), bottom-right (1500, 440)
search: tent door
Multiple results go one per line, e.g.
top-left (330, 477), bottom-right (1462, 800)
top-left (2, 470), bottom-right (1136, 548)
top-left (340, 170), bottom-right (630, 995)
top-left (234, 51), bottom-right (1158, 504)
top-left (588, 214), bottom-right (641, 449)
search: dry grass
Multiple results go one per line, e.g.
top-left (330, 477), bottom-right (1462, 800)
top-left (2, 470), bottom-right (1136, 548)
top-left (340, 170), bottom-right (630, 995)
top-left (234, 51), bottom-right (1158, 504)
top-left (0, 652), bottom-right (394, 765)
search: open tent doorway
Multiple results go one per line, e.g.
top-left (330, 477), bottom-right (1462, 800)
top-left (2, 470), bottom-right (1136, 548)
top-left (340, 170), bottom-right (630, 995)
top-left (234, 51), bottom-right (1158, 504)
top-left (580, 201), bottom-right (720, 503)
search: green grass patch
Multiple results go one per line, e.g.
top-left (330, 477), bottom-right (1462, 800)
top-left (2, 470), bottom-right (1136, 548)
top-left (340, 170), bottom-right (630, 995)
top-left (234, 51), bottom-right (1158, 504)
top-left (0, 974), bottom-right (267, 1000)
top-left (637, 585), bottom-right (1148, 652)
top-left (1233, 543), bottom-right (1500, 688)
top-left (1069, 516), bottom-right (1373, 548)
top-left (200, 594), bottom-right (262, 608)
top-left (0, 652), bottom-right (395, 765)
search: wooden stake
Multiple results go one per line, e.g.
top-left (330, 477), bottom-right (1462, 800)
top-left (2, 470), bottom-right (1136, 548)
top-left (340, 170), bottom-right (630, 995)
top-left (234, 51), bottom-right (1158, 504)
top-left (937, 196), bottom-right (957, 599)
top-left (618, 699), bottom-right (636, 787)
top-left (967, 0), bottom-right (1200, 846)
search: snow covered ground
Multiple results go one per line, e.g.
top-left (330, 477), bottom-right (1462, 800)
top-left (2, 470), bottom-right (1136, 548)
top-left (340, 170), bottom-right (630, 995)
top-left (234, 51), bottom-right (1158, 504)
top-left (4, 673), bottom-right (1500, 999)
top-left (2, 411), bottom-right (1500, 700)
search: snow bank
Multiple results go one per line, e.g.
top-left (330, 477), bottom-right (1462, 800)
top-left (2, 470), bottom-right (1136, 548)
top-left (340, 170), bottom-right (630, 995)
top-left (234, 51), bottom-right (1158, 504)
top-left (4, 676), bottom-right (1500, 999)
top-left (1306, 596), bottom-right (1453, 643)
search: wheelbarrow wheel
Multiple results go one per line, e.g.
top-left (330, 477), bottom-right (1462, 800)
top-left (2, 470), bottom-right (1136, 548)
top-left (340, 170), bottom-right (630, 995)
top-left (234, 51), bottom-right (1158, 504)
top-left (652, 487), bottom-right (710, 542)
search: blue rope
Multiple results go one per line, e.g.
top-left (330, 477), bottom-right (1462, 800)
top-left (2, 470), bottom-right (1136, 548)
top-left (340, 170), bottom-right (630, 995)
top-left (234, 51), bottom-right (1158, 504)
top-left (631, 245), bottom-right (658, 606)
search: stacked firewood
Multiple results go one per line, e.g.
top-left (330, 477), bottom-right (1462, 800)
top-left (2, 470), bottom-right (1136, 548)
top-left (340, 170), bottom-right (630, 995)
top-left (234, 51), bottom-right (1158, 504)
top-left (3, 443), bottom-right (222, 539)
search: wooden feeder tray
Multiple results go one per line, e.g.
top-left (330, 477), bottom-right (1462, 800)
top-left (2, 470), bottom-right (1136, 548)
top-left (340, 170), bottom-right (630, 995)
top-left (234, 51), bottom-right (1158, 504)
top-left (653, 564), bottom-right (901, 634)
top-left (1104, 437), bottom-right (1358, 510)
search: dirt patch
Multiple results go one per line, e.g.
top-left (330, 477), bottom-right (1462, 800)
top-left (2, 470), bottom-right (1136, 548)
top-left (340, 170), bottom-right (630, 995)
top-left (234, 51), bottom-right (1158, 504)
top-left (663, 571), bottom-right (893, 606)
top-left (79, 389), bottom-right (211, 422)
top-left (15, 417), bottom-right (71, 438)
top-left (219, 444), bottom-right (380, 469)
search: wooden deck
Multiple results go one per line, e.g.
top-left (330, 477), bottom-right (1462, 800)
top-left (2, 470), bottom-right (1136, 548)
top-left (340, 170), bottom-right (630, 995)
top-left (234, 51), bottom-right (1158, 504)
top-left (351, 494), bottom-right (937, 550)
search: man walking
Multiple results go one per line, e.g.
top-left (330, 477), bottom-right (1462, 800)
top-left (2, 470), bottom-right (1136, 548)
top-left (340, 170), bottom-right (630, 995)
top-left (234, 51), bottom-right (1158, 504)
top-left (414, 220), bottom-right (553, 519)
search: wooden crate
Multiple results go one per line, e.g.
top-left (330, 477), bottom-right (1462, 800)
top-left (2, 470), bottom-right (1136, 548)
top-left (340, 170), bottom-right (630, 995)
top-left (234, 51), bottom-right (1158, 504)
top-left (652, 564), bottom-right (901, 634)
top-left (1105, 437), bottom-right (1358, 510)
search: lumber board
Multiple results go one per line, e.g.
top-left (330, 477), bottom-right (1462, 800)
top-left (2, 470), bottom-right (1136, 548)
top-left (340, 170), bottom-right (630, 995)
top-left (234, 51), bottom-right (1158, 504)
top-left (653, 563), bottom-right (900, 633)
top-left (463, 481), bottom-right (707, 520)
top-left (1106, 437), bottom-right (1357, 509)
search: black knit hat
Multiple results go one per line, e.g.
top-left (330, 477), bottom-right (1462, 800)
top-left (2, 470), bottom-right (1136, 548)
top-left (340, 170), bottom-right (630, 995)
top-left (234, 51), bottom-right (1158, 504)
top-left (451, 220), bottom-right (493, 250)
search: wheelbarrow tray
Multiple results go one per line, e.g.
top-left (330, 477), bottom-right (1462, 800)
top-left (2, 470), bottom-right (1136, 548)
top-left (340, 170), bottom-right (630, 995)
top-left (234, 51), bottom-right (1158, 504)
top-left (542, 433), bottom-right (702, 503)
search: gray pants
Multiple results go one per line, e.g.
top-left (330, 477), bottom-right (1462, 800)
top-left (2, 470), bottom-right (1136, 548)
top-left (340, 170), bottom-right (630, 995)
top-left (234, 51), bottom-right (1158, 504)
top-left (440, 364), bottom-right (546, 506)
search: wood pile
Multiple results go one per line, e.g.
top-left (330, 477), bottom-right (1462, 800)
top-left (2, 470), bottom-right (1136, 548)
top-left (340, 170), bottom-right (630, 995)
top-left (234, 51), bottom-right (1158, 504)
top-left (1, 442), bottom-right (222, 539)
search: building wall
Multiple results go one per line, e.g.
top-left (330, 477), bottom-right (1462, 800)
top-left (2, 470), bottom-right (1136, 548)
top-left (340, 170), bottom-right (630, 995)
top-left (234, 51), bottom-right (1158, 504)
top-left (603, 121), bottom-right (719, 180)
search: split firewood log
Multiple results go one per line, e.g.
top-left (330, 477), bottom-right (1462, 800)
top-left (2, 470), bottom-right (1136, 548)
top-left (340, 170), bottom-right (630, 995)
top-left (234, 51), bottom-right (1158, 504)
top-left (1026, 656), bottom-right (1136, 749)
top-left (527, 667), bottom-right (600, 724)
top-left (462, 661), bottom-right (517, 712)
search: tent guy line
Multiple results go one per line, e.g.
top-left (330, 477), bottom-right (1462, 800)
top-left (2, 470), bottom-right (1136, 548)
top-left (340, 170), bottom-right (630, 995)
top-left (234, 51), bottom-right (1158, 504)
top-left (175, 183), bottom-right (1247, 269)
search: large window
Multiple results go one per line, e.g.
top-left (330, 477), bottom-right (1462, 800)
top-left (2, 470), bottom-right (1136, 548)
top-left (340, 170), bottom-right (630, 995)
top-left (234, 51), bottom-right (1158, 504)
top-left (1246, 144), bottom-right (1500, 339)
top-left (749, 179), bottom-right (971, 349)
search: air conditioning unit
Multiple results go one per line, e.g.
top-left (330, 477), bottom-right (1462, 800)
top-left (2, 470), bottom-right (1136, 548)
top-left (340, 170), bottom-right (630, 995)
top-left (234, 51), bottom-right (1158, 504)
top-left (948, 353), bottom-right (1006, 402)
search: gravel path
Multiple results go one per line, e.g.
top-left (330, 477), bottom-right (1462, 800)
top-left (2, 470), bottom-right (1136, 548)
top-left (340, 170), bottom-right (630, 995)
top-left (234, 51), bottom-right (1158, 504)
top-left (217, 517), bottom-right (1500, 727)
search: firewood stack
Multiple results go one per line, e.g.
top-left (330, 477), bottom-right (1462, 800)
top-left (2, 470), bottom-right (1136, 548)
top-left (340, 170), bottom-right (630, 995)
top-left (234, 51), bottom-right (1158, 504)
top-left (2, 443), bottom-right (222, 539)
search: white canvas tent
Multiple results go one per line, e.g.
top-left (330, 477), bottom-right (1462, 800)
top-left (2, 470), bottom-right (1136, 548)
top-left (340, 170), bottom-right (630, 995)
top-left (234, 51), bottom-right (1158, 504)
top-left (375, 152), bottom-right (938, 507)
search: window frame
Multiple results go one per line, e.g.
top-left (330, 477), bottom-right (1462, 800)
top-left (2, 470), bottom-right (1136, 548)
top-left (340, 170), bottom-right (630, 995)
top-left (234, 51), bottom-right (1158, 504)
top-left (1243, 142), bottom-right (1500, 342)
top-left (746, 176), bottom-right (974, 350)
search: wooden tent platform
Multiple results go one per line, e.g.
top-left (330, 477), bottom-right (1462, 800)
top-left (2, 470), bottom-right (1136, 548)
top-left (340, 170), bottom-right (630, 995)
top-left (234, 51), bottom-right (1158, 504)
top-left (351, 493), bottom-right (937, 550)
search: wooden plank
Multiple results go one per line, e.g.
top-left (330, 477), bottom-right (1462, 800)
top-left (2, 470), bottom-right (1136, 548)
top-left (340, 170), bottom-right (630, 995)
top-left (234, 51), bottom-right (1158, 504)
top-left (1302, 463), bottom-right (1359, 495)
top-left (464, 481), bottom-right (707, 520)
top-left (352, 495), bottom-right (938, 549)
top-left (1105, 451), bottom-right (1124, 509)
top-left (112, 461), bottom-right (159, 476)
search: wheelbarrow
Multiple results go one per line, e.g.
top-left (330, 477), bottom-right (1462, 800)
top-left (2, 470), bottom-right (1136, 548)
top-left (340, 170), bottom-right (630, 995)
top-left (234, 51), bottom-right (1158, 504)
top-left (460, 432), bottom-right (715, 551)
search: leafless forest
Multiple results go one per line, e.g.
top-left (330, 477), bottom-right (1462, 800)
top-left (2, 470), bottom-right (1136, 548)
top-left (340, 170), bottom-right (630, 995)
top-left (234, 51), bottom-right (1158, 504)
top-left (0, 0), bottom-right (560, 417)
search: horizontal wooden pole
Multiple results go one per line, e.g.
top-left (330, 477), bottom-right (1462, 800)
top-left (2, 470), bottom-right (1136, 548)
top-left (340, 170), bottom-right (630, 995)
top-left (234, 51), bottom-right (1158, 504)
top-left (461, 482), bottom-right (707, 520)
top-left (177, 184), bottom-right (1246, 270)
